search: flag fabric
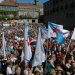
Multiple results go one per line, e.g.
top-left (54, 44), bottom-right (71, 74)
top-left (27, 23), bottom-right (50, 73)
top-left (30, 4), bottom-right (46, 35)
top-left (52, 30), bottom-right (64, 43)
top-left (60, 29), bottom-right (69, 34)
top-left (2, 32), bottom-right (6, 58)
top-left (63, 32), bottom-right (70, 39)
top-left (52, 22), bottom-right (69, 34)
top-left (48, 22), bottom-right (64, 43)
top-left (71, 28), bottom-right (75, 40)
top-left (21, 50), bottom-right (24, 62)
top-left (32, 28), bottom-right (45, 67)
top-left (41, 27), bottom-right (48, 39)
top-left (59, 29), bottom-right (70, 39)
top-left (52, 23), bottom-right (63, 30)
top-left (24, 23), bottom-right (32, 61)
top-left (48, 22), bottom-right (57, 38)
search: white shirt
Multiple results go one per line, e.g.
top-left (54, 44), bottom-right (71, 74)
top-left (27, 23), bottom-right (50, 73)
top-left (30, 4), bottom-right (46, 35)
top-left (6, 67), bottom-right (12, 75)
top-left (11, 57), bottom-right (17, 63)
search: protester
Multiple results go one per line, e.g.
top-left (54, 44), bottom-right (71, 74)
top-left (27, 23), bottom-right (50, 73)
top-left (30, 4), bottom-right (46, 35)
top-left (0, 21), bottom-right (75, 75)
top-left (14, 66), bottom-right (21, 75)
top-left (6, 62), bottom-right (13, 75)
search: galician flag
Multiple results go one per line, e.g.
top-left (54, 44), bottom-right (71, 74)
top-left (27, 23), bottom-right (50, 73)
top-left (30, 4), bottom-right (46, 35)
top-left (2, 32), bottom-right (6, 58)
top-left (48, 22), bottom-right (57, 38)
top-left (24, 23), bottom-right (32, 61)
top-left (52, 22), bottom-right (70, 38)
top-left (32, 27), bottom-right (45, 67)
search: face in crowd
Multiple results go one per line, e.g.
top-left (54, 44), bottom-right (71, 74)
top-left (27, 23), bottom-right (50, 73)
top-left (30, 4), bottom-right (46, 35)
top-left (15, 66), bottom-right (21, 75)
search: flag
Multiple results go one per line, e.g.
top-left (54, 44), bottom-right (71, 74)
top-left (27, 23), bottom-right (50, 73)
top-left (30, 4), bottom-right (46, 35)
top-left (71, 28), bottom-right (75, 40)
top-left (2, 32), bottom-right (6, 58)
top-left (41, 27), bottom-right (48, 39)
top-left (24, 23), bottom-right (32, 61)
top-left (32, 28), bottom-right (45, 67)
top-left (63, 32), bottom-right (70, 39)
top-left (52, 30), bottom-right (64, 43)
top-left (48, 22), bottom-right (57, 38)
top-left (52, 22), bottom-right (69, 34)
top-left (52, 23), bottom-right (63, 30)
top-left (21, 50), bottom-right (24, 62)
top-left (52, 22), bottom-right (69, 38)
top-left (48, 22), bottom-right (64, 43)
top-left (59, 29), bottom-right (69, 34)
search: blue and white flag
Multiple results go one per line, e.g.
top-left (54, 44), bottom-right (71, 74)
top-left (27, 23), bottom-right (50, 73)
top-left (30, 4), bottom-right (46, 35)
top-left (52, 29), bottom-right (64, 43)
top-left (24, 23), bottom-right (32, 61)
top-left (52, 23), bottom-right (63, 30)
top-left (48, 22), bottom-right (57, 38)
top-left (2, 32), bottom-right (6, 58)
top-left (32, 27), bottom-right (45, 67)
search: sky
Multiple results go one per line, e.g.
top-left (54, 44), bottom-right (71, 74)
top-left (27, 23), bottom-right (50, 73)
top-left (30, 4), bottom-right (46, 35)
top-left (15, 0), bottom-right (48, 5)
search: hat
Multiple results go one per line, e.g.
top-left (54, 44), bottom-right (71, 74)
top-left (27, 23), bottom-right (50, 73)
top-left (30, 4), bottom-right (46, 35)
top-left (55, 66), bottom-right (63, 71)
top-left (50, 69), bottom-right (56, 74)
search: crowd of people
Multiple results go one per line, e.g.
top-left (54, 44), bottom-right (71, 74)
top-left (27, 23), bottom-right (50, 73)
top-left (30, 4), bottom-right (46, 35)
top-left (0, 22), bottom-right (75, 75)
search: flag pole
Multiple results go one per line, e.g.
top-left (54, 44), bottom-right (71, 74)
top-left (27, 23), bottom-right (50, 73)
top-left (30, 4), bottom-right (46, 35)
top-left (65, 31), bottom-right (72, 56)
top-left (44, 38), bottom-right (51, 74)
top-left (66, 39), bottom-right (71, 55)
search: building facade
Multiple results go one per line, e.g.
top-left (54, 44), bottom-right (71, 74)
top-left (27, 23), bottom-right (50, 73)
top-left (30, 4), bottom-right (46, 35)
top-left (0, 0), bottom-right (43, 23)
top-left (43, 0), bottom-right (75, 30)
top-left (0, 1), bottom-right (18, 20)
top-left (18, 3), bottom-right (43, 23)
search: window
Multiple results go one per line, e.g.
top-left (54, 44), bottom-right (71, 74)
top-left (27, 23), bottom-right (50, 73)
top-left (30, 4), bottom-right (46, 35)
top-left (70, 2), bottom-right (74, 8)
top-left (70, 13), bottom-right (74, 18)
top-left (56, 7), bottom-right (59, 12)
top-left (53, 8), bottom-right (55, 13)
top-left (50, 2), bottom-right (52, 6)
top-left (60, 0), bottom-right (63, 2)
top-left (44, 5), bottom-right (46, 8)
top-left (65, 4), bottom-right (68, 9)
top-left (66, 13), bottom-right (68, 18)
top-left (56, 0), bottom-right (59, 3)
top-left (47, 3), bottom-right (50, 7)
top-left (60, 5), bottom-right (63, 11)
top-left (44, 11), bottom-right (46, 16)
top-left (53, 0), bottom-right (55, 5)
top-left (50, 9), bottom-right (52, 15)
top-left (47, 10), bottom-right (49, 16)
top-left (27, 19), bottom-right (29, 22)
top-left (32, 20), bottom-right (35, 23)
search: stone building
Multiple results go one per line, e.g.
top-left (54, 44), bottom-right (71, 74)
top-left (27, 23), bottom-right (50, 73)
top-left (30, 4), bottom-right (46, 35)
top-left (43, 0), bottom-right (75, 30)
top-left (0, 1), bottom-right (18, 20)
top-left (0, 0), bottom-right (43, 23)
top-left (18, 3), bottom-right (43, 23)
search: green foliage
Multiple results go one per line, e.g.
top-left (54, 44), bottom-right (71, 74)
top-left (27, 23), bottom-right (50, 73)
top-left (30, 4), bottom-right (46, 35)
top-left (0, 10), bottom-right (17, 15)
top-left (0, 10), bottom-right (18, 20)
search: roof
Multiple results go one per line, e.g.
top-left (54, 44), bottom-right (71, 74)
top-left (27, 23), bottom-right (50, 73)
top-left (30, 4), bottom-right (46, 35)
top-left (17, 3), bottom-right (43, 8)
top-left (0, 1), bottom-right (18, 7)
top-left (0, 1), bottom-right (43, 8)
